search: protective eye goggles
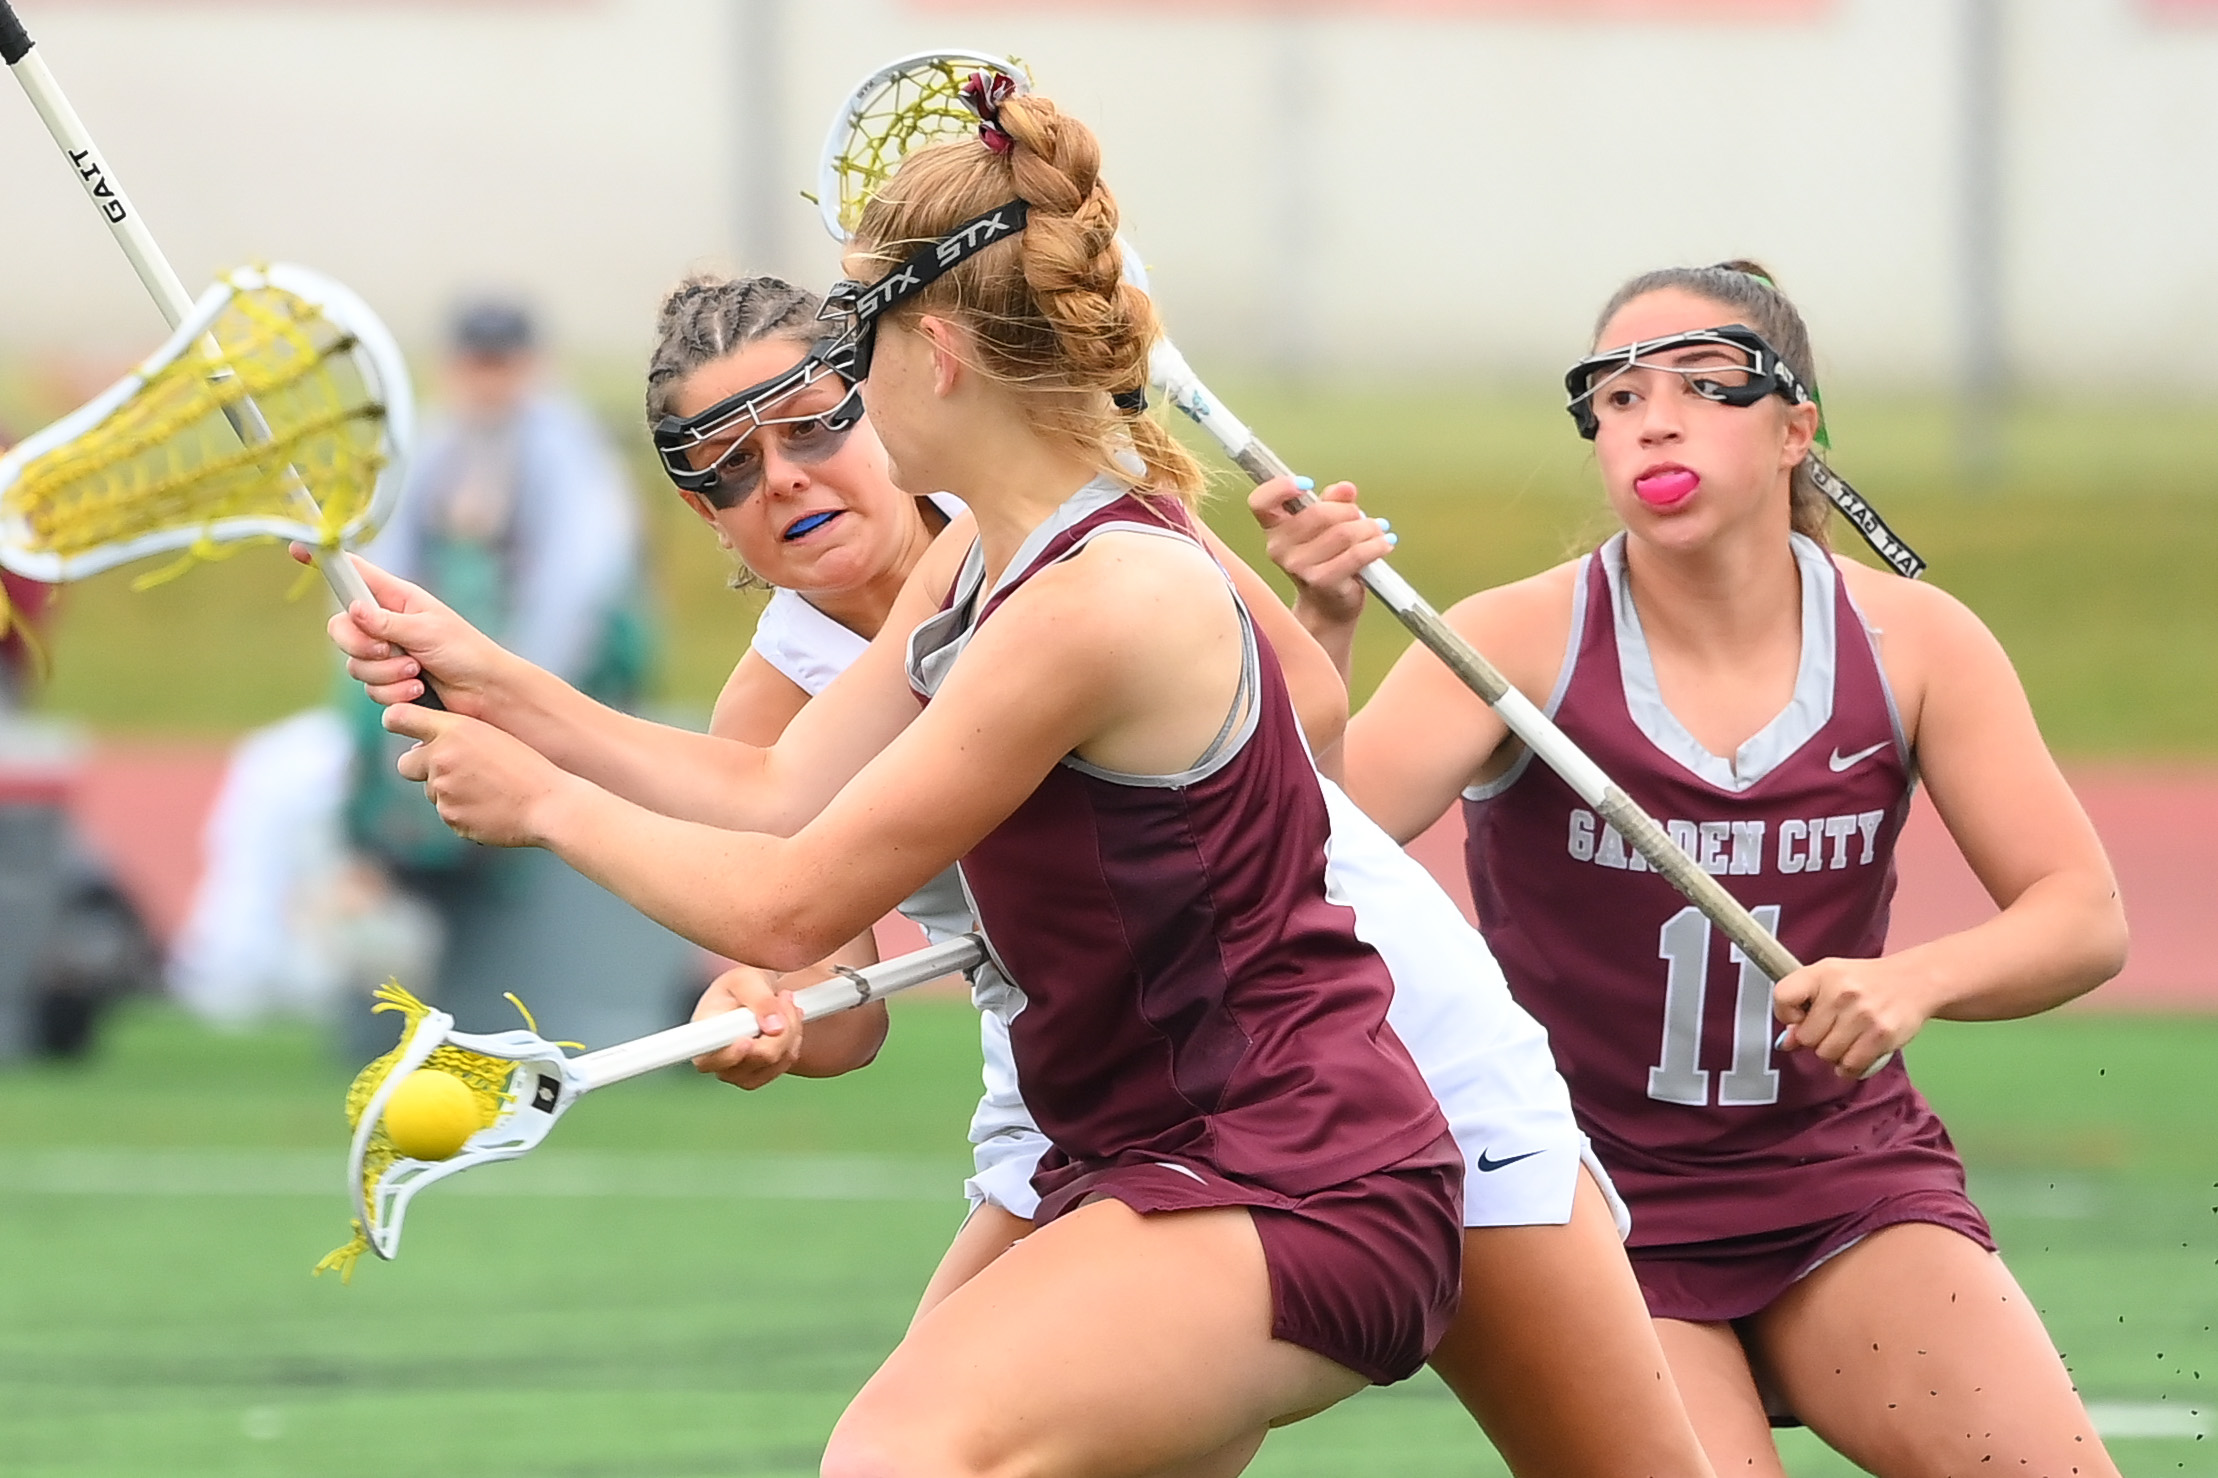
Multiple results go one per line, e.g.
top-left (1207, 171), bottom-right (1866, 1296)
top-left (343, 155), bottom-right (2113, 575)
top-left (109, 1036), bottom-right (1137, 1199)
top-left (1563, 325), bottom-right (1809, 441)
top-left (651, 358), bottom-right (864, 501)
top-left (1561, 323), bottom-right (1926, 580)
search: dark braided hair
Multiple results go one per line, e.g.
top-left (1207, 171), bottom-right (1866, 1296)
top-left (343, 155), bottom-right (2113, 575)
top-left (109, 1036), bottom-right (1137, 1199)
top-left (1591, 260), bottom-right (1830, 546)
top-left (643, 274), bottom-right (823, 429)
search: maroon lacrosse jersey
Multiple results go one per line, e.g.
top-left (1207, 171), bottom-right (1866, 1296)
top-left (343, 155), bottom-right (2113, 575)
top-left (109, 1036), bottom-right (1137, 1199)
top-left (910, 480), bottom-right (1448, 1220)
top-left (1463, 534), bottom-right (1976, 1248)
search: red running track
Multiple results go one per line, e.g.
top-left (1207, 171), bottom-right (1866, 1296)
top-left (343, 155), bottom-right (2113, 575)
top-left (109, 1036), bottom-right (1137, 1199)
top-left (51, 746), bottom-right (2217, 1010)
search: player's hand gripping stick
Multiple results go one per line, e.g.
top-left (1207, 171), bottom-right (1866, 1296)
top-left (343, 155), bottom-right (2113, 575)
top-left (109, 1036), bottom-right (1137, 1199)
top-left (0, 0), bottom-right (443, 708)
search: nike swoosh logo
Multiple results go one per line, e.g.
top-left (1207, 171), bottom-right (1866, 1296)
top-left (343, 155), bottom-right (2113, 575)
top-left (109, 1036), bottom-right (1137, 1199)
top-left (1828, 741), bottom-right (1890, 772)
top-left (1473, 1149), bottom-right (1544, 1173)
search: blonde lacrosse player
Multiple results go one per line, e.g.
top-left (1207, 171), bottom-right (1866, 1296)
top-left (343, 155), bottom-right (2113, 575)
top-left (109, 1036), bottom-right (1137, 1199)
top-left (640, 269), bottom-right (1718, 1477)
top-left (329, 90), bottom-right (1725, 1478)
top-left (1253, 262), bottom-right (2126, 1477)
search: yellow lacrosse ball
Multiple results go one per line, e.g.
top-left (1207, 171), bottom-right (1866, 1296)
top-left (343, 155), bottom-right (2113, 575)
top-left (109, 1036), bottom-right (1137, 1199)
top-left (382, 1069), bottom-right (483, 1161)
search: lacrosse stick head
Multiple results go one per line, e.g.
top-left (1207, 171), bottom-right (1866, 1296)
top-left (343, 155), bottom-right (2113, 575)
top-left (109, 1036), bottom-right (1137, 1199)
top-left (315, 980), bottom-right (586, 1279)
top-left (0, 263), bottom-right (412, 583)
top-left (818, 49), bottom-right (1030, 243)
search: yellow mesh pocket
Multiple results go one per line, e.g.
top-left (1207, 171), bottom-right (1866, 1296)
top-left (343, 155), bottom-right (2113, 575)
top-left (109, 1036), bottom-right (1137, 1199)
top-left (314, 981), bottom-right (521, 1283)
top-left (828, 56), bottom-right (1029, 236)
top-left (4, 274), bottom-right (390, 574)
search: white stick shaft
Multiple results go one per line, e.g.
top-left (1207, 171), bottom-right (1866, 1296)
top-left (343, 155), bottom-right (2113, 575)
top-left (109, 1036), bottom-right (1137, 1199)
top-left (8, 52), bottom-right (192, 325)
top-left (570, 934), bottom-right (987, 1092)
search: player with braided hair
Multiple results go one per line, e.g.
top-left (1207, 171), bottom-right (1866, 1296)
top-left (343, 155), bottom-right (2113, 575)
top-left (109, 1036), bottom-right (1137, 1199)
top-left (333, 88), bottom-right (1446, 1473)
top-left (1257, 262), bottom-right (2123, 1475)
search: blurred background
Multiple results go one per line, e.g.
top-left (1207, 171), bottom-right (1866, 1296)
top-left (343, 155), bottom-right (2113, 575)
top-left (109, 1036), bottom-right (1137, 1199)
top-left (0, 1), bottom-right (2213, 1474)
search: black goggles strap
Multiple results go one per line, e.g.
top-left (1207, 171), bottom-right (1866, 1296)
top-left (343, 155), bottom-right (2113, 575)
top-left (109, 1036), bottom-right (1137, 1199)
top-left (1806, 459), bottom-right (1925, 580)
top-left (821, 198), bottom-right (1031, 372)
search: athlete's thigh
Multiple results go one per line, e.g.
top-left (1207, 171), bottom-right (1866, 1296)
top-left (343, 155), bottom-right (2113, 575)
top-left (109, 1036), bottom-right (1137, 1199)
top-left (1652, 1318), bottom-right (1787, 1478)
top-left (1746, 1222), bottom-right (2120, 1478)
top-left (911, 1203), bottom-right (1033, 1328)
top-left (1427, 1169), bottom-right (1713, 1478)
top-left (827, 1199), bottom-right (1366, 1478)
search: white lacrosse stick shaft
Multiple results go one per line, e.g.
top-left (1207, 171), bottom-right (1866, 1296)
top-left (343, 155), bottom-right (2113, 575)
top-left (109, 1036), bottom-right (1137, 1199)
top-left (572, 932), bottom-right (987, 1089)
top-left (1, 0), bottom-right (379, 615)
top-left (1149, 334), bottom-right (1799, 975)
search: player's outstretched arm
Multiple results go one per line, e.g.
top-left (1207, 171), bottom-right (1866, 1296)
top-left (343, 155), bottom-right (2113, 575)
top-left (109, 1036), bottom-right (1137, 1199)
top-left (326, 552), bottom-right (761, 817)
top-left (336, 532), bottom-right (962, 836)
top-left (383, 527), bottom-right (1236, 970)
top-left (1773, 575), bottom-right (2128, 1077)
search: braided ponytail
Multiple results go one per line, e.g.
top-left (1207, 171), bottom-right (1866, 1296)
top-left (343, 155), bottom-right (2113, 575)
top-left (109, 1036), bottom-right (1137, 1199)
top-left (848, 91), bottom-right (1204, 503)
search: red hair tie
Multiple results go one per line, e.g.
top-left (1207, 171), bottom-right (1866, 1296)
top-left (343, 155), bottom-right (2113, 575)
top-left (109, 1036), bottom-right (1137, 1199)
top-left (960, 70), bottom-right (1018, 155)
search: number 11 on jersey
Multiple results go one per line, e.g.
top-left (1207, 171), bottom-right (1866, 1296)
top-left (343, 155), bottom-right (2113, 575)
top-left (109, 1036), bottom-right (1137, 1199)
top-left (1648, 903), bottom-right (1784, 1108)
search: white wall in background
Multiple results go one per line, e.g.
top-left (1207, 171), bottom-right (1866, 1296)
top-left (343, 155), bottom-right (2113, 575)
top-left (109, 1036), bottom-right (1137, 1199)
top-left (0, 0), bottom-right (2214, 389)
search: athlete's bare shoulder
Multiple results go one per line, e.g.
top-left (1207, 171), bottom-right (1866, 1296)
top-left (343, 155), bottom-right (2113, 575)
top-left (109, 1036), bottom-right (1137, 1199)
top-left (1836, 556), bottom-right (2012, 745)
top-left (1441, 555), bottom-right (1587, 707)
top-left (1019, 519), bottom-right (1229, 642)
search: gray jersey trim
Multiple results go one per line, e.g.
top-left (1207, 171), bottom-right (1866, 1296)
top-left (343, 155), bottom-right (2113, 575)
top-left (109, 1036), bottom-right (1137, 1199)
top-left (906, 538), bottom-right (989, 700)
top-left (1604, 530), bottom-right (1837, 793)
top-left (1463, 554), bottom-right (1594, 804)
top-left (902, 477), bottom-right (1261, 791)
top-left (906, 476), bottom-right (1126, 701)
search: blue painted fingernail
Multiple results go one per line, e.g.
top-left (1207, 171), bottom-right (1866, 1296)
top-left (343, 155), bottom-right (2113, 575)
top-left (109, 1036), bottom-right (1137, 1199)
top-left (1293, 476), bottom-right (1314, 491)
top-left (1384, 532), bottom-right (1399, 549)
top-left (1375, 517), bottom-right (1392, 533)
top-left (1774, 1027), bottom-right (1794, 1049)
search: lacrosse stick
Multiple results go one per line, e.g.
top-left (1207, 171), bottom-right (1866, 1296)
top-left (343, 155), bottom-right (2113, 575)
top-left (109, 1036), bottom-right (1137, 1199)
top-left (814, 53), bottom-right (1902, 1078)
top-left (317, 933), bottom-right (987, 1277)
top-left (1, 1), bottom-right (440, 703)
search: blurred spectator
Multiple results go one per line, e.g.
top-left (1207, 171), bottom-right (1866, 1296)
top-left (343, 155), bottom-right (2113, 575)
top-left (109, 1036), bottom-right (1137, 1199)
top-left (335, 299), bottom-right (680, 1053)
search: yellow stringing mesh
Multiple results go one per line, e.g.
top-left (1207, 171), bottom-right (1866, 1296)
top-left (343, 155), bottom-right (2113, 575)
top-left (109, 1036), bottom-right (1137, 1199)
top-left (312, 979), bottom-right (523, 1283)
top-left (831, 57), bottom-right (1029, 235)
top-left (4, 278), bottom-right (387, 577)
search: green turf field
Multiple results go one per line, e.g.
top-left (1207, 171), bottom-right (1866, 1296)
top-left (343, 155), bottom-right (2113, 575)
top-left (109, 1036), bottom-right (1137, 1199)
top-left (6, 376), bottom-right (2215, 755)
top-left (0, 998), bottom-right (2211, 1476)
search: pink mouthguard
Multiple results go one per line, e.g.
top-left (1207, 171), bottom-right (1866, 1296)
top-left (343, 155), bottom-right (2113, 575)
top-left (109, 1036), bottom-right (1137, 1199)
top-left (1634, 469), bottom-right (1699, 506)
